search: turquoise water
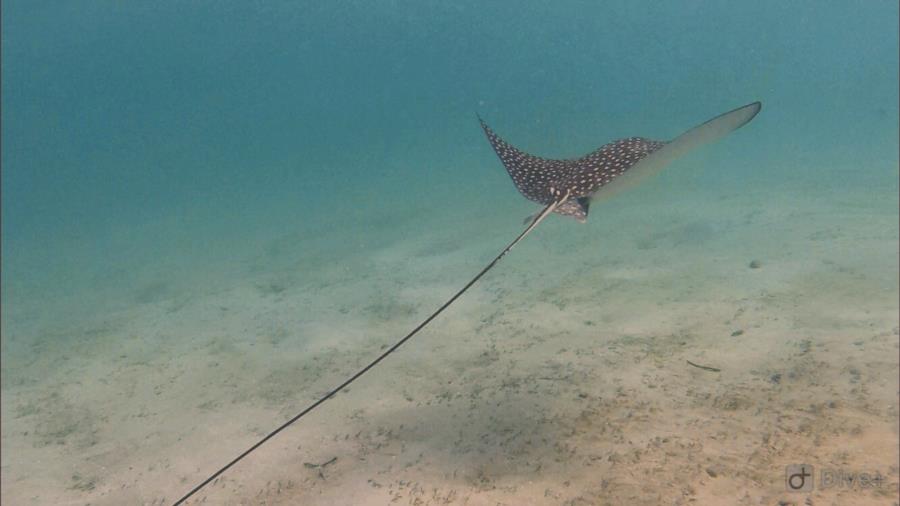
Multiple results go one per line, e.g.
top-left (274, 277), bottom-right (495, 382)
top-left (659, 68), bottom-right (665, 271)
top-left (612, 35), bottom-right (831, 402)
top-left (2, 2), bottom-right (898, 504)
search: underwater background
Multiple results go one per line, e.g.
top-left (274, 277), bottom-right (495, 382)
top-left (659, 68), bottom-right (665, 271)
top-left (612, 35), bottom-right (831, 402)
top-left (2, 1), bottom-right (897, 504)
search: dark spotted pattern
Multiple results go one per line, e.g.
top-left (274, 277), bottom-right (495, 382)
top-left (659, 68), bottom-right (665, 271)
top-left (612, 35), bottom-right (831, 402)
top-left (480, 117), bottom-right (667, 222)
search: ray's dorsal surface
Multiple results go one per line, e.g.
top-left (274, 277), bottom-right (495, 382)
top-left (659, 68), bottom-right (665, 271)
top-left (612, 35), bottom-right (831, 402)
top-left (171, 101), bottom-right (761, 505)
top-left (480, 102), bottom-right (761, 220)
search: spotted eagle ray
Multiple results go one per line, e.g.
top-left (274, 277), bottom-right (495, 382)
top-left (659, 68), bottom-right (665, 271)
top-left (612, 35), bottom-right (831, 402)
top-left (174, 101), bottom-right (761, 504)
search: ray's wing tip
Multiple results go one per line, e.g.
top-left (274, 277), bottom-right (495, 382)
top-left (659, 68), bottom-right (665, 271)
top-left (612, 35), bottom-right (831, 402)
top-left (475, 112), bottom-right (489, 129)
top-left (746, 100), bottom-right (762, 116)
top-left (735, 101), bottom-right (763, 124)
top-left (736, 101), bottom-right (763, 130)
top-left (701, 100), bottom-right (763, 135)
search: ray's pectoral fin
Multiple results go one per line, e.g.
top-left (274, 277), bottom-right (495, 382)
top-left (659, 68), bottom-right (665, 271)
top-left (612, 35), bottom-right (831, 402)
top-left (590, 101), bottom-right (762, 202)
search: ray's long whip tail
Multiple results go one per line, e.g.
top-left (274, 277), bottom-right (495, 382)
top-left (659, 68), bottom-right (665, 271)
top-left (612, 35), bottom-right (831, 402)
top-left (172, 195), bottom-right (567, 505)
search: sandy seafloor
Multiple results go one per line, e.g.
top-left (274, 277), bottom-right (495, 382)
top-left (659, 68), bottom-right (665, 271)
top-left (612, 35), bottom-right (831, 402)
top-left (2, 175), bottom-right (898, 505)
